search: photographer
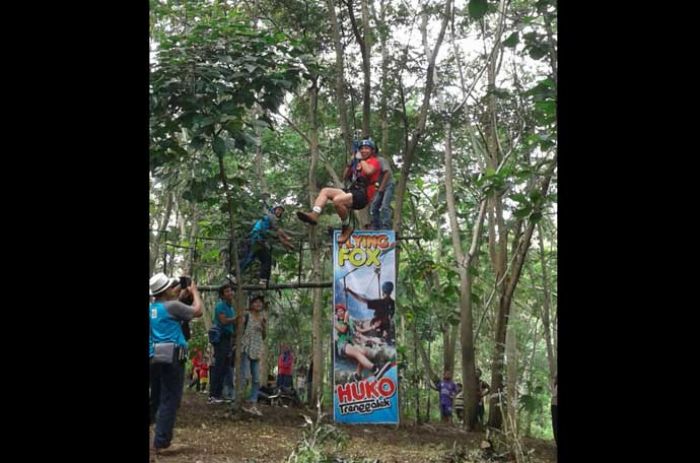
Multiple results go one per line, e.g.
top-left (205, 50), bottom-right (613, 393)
top-left (178, 276), bottom-right (194, 340)
top-left (149, 273), bottom-right (203, 454)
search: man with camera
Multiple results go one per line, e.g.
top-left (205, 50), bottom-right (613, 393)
top-left (149, 272), bottom-right (203, 454)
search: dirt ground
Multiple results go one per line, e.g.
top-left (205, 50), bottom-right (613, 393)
top-left (150, 390), bottom-right (556, 463)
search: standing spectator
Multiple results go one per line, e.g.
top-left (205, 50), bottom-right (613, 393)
top-left (277, 344), bottom-right (295, 389)
top-left (187, 350), bottom-right (203, 391)
top-left (199, 357), bottom-right (209, 394)
top-left (434, 370), bottom-right (458, 424)
top-left (475, 368), bottom-right (491, 425)
top-left (149, 273), bottom-right (203, 454)
top-left (209, 283), bottom-right (238, 404)
top-left (240, 295), bottom-right (267, 415)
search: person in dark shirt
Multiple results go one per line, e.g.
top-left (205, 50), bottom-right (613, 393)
top-left (346, 281), bottom-right (395, 342)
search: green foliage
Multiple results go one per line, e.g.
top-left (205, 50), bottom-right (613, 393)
top-left (503, 32), bottom-right (520, 48)
top-left (468, 0), bottom-right (489, 20)
top-left (284, 402), bottom-right (349, 463)
top-left (150, 0), bottom-right (558, 441)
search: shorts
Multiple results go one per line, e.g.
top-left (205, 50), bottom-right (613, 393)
top-left (348, 187), bottom-right (369, 209)
top-left (335, 340), bottom-right (348, 358)
top-left (440, 402), bottom-right (453, 417)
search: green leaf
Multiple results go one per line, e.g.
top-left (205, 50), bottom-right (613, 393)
top-left (510, 193), bottom-right (529, 203)
top-left (529, 46), bottom-right (548, 60)
top-left (513, 206), bottom-right (532, 219)
top-left (529, 190), bottom-right (543, 203)
top-left (468, 0), bottom-right (488, 20)
top-left (190, 137), bottom-right (205, 150)
top-left (503, 32), bottom-right (519, 48)
top-left (212, 136), bottom-right (226, 156)
top-left (219, 100), bottom-right (237, 114)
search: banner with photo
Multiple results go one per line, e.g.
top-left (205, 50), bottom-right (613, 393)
top-left (332, 229), bottom-right (399, 425)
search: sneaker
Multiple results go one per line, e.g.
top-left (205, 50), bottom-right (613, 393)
top-left (208, 397), bottom-right (225, 404)
top-left (338, 224), bottom-right (354, 244)
top-left (296, 210), bottom-right (319, 225)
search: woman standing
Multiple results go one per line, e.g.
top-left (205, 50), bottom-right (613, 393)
top-left (240, 295), bottom-right (267, 415)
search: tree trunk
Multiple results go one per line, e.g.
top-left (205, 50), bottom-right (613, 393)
top-left (417, 333), bottom-right (437, 385)
top-left (444, 117), bottom-right (488, 431)
top-left (524, 320), bottom-right (539, 437)
top-left (392, 0), bottom-right (452, 235)
top-left (254, 106), bottom-right (268, 194)
top-left (307, 78), bottom-right (324, 406)
top-left (150, 191), bottom-right (174, 274)
top-left (326, 0), bottom-right (352, 156)
top-left (378, 0), bottom-right (389, 154)
top-left (537, 222), bottom-right (557, 386)
top-left (346, 0), bottom-right (371, 137)
top-left (361, 0), bottom-right (371, 136)
top-left (505, 299), bottom-right (519, 436)
top-left (442, 322), bottom-right (459, 377)
top-left (185, 204), bottom-right (199, 276)
top-left (216, 149), bottom-right (247, 409)
top-left (488, 156), bottom-right (557, 428)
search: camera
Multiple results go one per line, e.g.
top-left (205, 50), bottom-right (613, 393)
top-left (179, 276), bottom-right (191, 289)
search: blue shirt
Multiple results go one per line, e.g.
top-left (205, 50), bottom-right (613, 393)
top-left (249, 211), bottom-right (278, 242)
top-left (438, 379), bottom-right (457, 404)
top-left (149, 301), bottom-right (189, 357)
top-left (214, 300), bottom-right (236, 335)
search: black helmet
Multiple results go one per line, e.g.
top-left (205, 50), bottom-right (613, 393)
top-left (359, 139), bottom-right (376, 150)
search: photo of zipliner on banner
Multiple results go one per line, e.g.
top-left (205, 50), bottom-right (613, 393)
top-left (333, 229), bottom-right (399, 425)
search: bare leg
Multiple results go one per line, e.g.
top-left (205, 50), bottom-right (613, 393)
top-left (334, 203), bottom-right (350, 221)
top-left (314, 187), bottom-right (353, 215)
top-left (344, 344), bottom-right (374, 370)
top-left (298, 187), bottom-right (353, 226)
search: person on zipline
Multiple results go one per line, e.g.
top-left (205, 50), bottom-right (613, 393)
top-left (238, 205), bottom-right (294, 287)
top-left (297, 138), bottom-right (381, 244)
top-left (345, 281), bottom-right (395, 343)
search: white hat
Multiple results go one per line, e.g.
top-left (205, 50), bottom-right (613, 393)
top-left (149, 272), bottom-right (179, 296)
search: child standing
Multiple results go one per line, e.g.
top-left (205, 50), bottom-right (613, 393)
top-left (436, 370), bottom-right (458, 423)
top-left (199, 356), bottom-right (210, 394)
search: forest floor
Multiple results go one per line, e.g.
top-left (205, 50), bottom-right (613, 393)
top-left (150, 390), bottom-right (556, 463)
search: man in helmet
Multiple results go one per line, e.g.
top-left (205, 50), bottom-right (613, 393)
top-left (297, 138), bottom-right (381, 244)
top-left (238, 204), bottom-right (294, 287)
top-left (345, 280), bottom-right (396, 342)
top-left (369, 150), bottom-right (394, 230)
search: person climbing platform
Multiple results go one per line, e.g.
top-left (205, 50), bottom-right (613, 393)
top-left (296, 138), bottom-right (381, 244)
top-left (236, 204), bottom-right (294, 287)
